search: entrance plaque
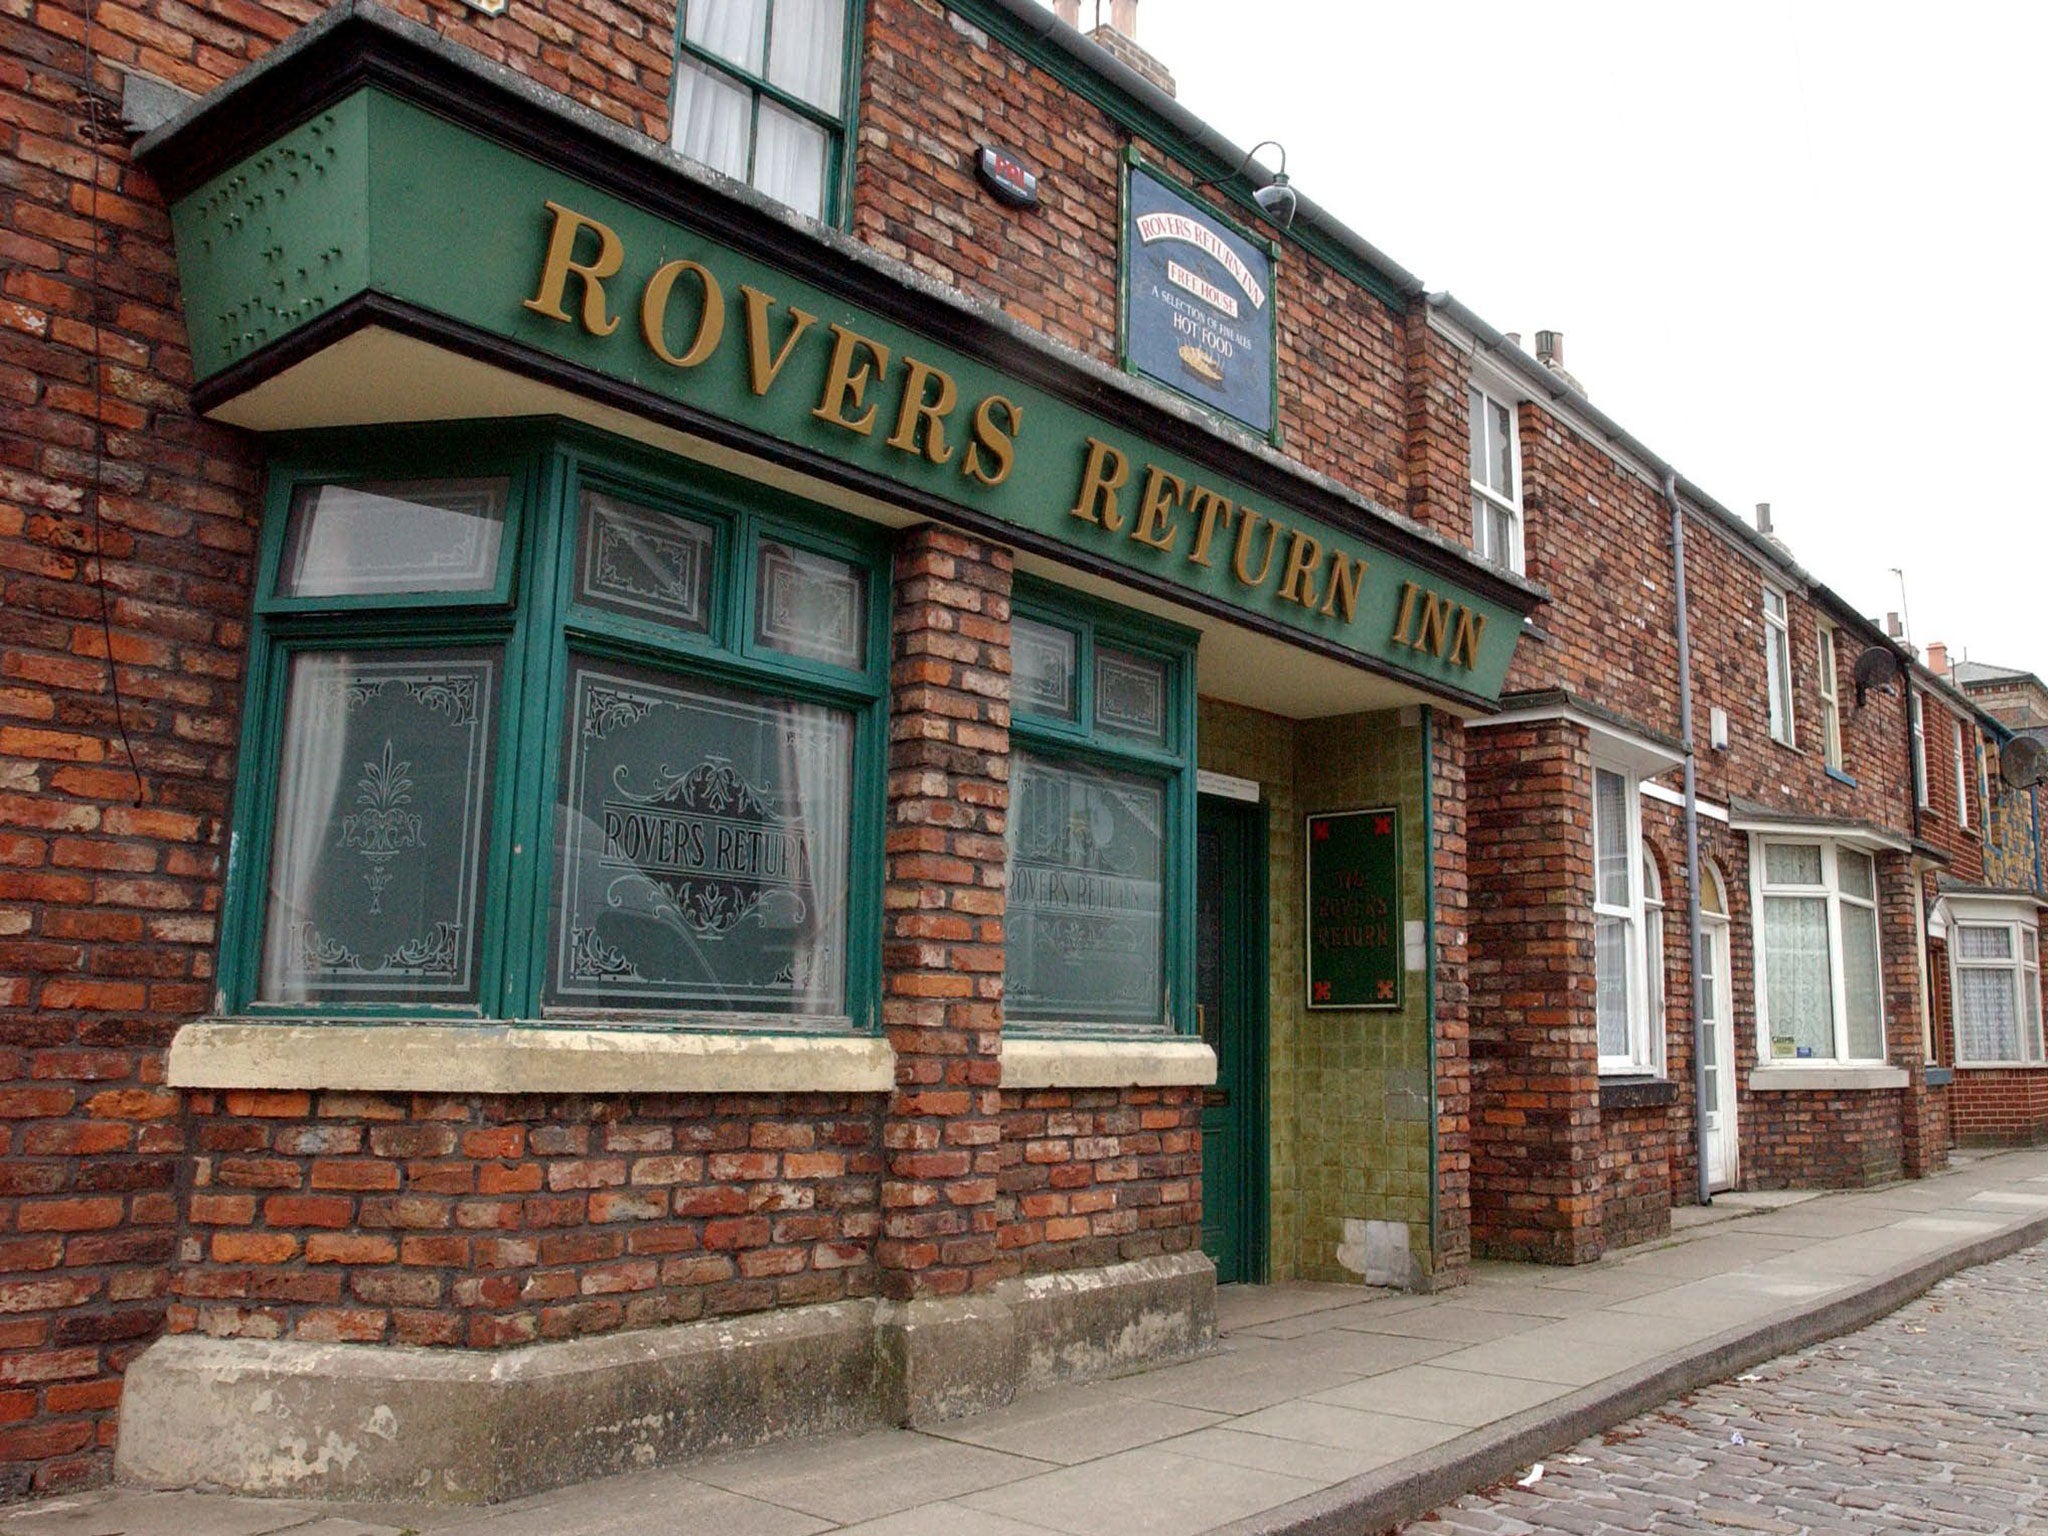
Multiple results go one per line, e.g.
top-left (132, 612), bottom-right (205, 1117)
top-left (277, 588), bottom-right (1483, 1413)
top-left (1305, 807), bottom-right (1402, 1010)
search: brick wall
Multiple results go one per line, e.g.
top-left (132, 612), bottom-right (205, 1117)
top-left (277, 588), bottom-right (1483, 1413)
top-left (1466, 718), bottom-right (1601, 1263)
top-left (1743, 1087), bottom-right (1904, 1189)
top-left (1948, 1070), bottom-right (2048, 1147)
top-left (1430, 713), bottom-right (1471, 1279)
top-left (169, 1090), bottom-right (883, 1347)
top-left (1597, 1101), bottom-right (1669, 1250)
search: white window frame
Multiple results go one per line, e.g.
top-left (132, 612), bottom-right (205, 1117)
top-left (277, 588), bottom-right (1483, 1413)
top-left (1467, 384), bottom-right (1523, 575)
top-left (1953, 715), bottom-right (1971, 829)
top-left (1950, 912), bottom-right (2044, 1067)
top-left (1592, 762), bottom-right (1653, 1074)
top-left (1752, 837), bottom-right (1888, 1065)
top-left (1643, 848), bottom-right (1667, 1065)
top-left (1976, 730), bottom-right (1991, 829)
top-left (1911, 691), bottom-right (1929, 808)
top-left (1763, 585), bottom-right (1795, 747)
top-left (1816, 624), bottom-right (1842, 770)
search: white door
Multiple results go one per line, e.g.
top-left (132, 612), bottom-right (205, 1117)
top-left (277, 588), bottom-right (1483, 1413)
top-left (1700, 907), bottom-right (1738, 1189)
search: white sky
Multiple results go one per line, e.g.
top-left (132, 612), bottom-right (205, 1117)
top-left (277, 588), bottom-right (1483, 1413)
top-left (1116, 0), bottom-right (2048, 674)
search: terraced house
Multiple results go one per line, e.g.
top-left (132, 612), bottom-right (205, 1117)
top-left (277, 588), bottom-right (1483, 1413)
top-left (1, 0), bottom-right (2044, 1505)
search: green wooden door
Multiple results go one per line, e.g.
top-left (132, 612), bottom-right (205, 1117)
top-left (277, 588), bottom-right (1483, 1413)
top-left (1198, 794), bottom-right (1265, 1284)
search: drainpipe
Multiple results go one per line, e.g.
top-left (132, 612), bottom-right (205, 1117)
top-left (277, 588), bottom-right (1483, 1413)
top-left (1662, 471), bottom-right (1711, 1206)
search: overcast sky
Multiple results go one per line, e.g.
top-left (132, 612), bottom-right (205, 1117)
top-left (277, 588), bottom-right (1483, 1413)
top-left (1112, 0), bottom-right (2047, 674)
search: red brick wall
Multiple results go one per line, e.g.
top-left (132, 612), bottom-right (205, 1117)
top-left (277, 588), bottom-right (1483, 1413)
top-left (1948, 1070), bottom-right (2048, 1147)
top-left (1743, 1086), bottom-right (1904, 1189)
top-left (1466, 718), bottom-right (1601, 1264)
top-left (992, 1086), bottom-right (1201, 1274)
top-left (1430, 712), bottom-right (1472, 1279)
top-left (169, 1090), bottom-right (883, 1347)
top-left (1597, 1101), bottom-right (1669, 1250)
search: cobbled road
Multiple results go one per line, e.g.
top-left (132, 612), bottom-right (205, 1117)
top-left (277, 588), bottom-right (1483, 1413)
top-left (1401, 1241), bottom-right (2048, 1535)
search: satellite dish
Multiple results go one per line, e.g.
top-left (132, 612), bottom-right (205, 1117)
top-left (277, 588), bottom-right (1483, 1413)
top-left (2003, 736), bottom-right (2048, 790)
top-left (1853, 646), bottom-right (1901, 706)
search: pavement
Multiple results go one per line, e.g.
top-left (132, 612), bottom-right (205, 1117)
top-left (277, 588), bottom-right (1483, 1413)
top-left (14, 1145), bottom-right (2048, 1536)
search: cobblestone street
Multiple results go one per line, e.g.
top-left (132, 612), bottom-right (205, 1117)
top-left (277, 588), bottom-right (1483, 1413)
top-left (1403, 1240), bottom-right (2048, 1535)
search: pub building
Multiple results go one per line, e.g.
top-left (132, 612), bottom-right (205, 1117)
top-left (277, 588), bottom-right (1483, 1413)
top-left (10, 0), bottom-right (2043, 1505)
top-left (55, 0), bottom-right (1538, 1499)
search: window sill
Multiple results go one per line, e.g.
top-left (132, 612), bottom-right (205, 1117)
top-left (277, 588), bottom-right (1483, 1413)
top-left (1952, 1061), bottom-right (2048, 1074)
top-left (167, 1020), bottom-right (897, 1096)
top-left (1748, 1064), bottom-right (1909, 1093)
top-left (1000, 1037), bottom-right (1217, 1090)
top-left (1598, 1076), bottom-right (1678, 1110)
top-left (1824, 766), bottom-right (1858, 788)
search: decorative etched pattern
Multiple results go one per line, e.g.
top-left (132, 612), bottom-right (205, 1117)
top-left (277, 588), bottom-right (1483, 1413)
top-left (1095, 646), bottom-right (1168, 745)
top-left (754, 541), bottom-right (866, 669)
top-left (1012, 616), bottom-right (1078, 722)
top-left (551, 661), bottom-right (852, 1014)
top-left (1005, 751), bottom-right (1165, 1025)
top-left (258, 651), bottom-right (498, 1004)
top-left (576, 491), bottom-right (715, 631)
top-left (277, 478), bottom-right (509, 598)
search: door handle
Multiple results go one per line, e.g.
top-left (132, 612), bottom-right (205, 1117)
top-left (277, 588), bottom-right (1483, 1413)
top-left (1203, 1087), bottom-right (1230, 1108)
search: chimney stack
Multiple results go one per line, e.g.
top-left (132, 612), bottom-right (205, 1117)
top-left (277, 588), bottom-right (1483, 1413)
top-left (1885, 612), bottom-right (1904, 640)
top-left (1080, 0), bottom-right (1176, 96)
top-left (1927, 642), bottom-right (1949, 678)
top-left (1755, 502), bottom-right (1773, 536)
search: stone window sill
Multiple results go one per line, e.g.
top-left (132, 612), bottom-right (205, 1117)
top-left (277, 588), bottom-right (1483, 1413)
top-left (1747, 1064), bottom-right (1909, 1093)
top-left (167, 1020), bottom-right (897, 1096)
top-left (1599, 1076), bottom-right (1678, 1110)
top-left (1000, 1037), bottom-right (1218, 1090)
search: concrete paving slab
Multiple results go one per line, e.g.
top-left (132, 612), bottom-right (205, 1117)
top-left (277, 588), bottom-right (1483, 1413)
top-left (1421, 1311), bottom-right (1725, 1387)
top-left (1528, 1266), bottom-right (1681, 1299)
top-left (1600, 1232), bottom-right (1817, 1281)
top-left (958, 1445), bottom-right (1323, 1536)
top-left (1440, 1284), bottom-right (1611, 1320)
top-left (1148, 1426), bottom-right (1382, 1488)
top-left (919, 1383), bottom-right (1224, 1465)
top-left (433, 1469), bottom-right (832, 1536)
top-left (1231, 1295), bottom-right (1435, 1339)
top-left (687, 1429), bottom-right (1052, 1523)
top-left (271, 1522), bottom-right (413, 1536)
top-left (1966, 1189), bottom-right (2048, 1208)
top-left (1607, 1272), bottom-right (1838, 1325)
top-left (1305, 1363), bottom-right (1573, 1427)
top-left (1329, 1304), bottom-right (1532, 1344)
top-left (0, 1490), bottom-right (327, 1536)
top-left (829, 1501), bottom-right (1064, 1536)
top-left (1732, 1204), bottom-right (1912, 1239)
top-left (1263, 1330), bottom-right (1464, 1377)
top-left (1106, 1354), bottom-right (1362, 1415)
top-left (1225, 1400), bottom-right (1465, 1462)
top-left (1212, 1284), bottom-right (1363, 1332)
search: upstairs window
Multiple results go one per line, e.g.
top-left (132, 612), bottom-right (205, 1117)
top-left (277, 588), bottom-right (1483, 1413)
top-left (1817, 624), bottom-right (1843, 770)
top-left (1953, 918), bottom-right (2043, 1066)
top-left (1911, 692), bottom-right (1929, 808)
top-left (1954, 716), bottom-right (1972, 829)
top-left (674, 0), bottom-right (854, 222)
top-left (1467, 386), bottom-right (1522, 574)
top-left (1762, 585), bottom-right (1794, 746)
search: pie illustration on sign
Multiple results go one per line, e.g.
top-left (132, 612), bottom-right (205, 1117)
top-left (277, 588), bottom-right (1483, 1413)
top-left (1177, 344), bottom-right (1225, 385)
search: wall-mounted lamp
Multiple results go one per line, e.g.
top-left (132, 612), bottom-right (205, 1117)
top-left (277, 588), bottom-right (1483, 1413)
top-left (1196, 139), bottom-right (1296, 230)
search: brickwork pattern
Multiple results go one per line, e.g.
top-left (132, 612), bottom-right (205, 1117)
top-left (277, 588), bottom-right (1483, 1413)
top-left (1594, 1101), bottom-right (1668, 1250)
top-left (1466, 718), bottom-right (1601, 1263)
top-left (879, 524), bottom-right (1010, 1298)
top-left (1429, 712), bottom-right (1470, 1281)
top-left (166, 1090), bottom-right (883, 1348)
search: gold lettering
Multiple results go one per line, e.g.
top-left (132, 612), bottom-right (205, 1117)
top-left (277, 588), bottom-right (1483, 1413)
top-left (1186, 487), bottom-right (1235, 568)
top-left (962, 396), bottom-right (1021, 486)
top-left (1276, 529), bottom-right (1324, 607)
top-left (1449, 607), bottom-right (1487, 669)
top-left (1130, 466), bottom-right (1186, 552)
top-left (523, 200), bottom-right (624, 336)
top-left (885, 357), bottom-right (958, 463)
top-left (639, 258), bottom-right (724, 368)
top-left (1232, 508), bottom-right (1283, 588)
top-left (1070, 437), bottom-right (1131, 531)
top-left (1414, 591), bottom-right (1453, 658)
top-left (739, 285), bottom-right (819, 396)
top-left (812, 324), bottom-right (893, 435)
top-left (1391, 581), bottom-right (1420, 647)
top-left (1319, 550), bottom-right (1367, 624)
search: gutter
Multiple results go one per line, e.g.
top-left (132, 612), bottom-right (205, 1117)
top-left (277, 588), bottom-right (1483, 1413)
top-left (1661, 470), bottom-right (1711, 1205)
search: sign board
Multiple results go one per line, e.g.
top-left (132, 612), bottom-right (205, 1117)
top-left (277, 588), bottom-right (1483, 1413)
top-left (1305, 807), bottom-right (1402, 1010)
top-left (1122, 161), bottom-right (1277, 439)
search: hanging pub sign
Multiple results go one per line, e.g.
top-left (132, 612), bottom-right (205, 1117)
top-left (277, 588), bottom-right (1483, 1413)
top-left (1305, 807), bottom-right (1403, 1010)
top-left (1121, 157), bottom-right (1279, 440)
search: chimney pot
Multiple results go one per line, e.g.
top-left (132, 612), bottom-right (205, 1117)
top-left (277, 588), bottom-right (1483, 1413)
top-left (1503, 332), bottom-right (1522, 349)
top-left (1755, 502), bottom-right (1773, 535)
top-left (1886, 611), bottom-right (1904, 639)
top-left (1535, 330), bottom-right (1563, 367)
top-left (1927, 642), bottom-right (1949, 677)
top-left (1053, 0), bottom-right (1079, 23)
top-left (1108, 0), bottom-right (1137, 35)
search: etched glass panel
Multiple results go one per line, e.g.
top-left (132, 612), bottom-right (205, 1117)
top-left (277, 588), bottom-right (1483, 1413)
top-left (1012, 616), bottom-right (1078, 723)
top-left (277, 478), bottom-right (508, 598)
top-left (575, 491), bottom-right (715, 633)
top-left (258, 650), bottom-right (498, 1004)
top-left (551, 659), bottom-right (851, 1016)
top-left (754, 541), bottom-right (867, 669)
top-left (1005, 752), bottom-right (1164, 1027)
top-left (1095, 646), bottom-right (1167, 745)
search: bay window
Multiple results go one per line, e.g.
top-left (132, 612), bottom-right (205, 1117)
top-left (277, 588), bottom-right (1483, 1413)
top-left (1004, 589), bottom-right (1195, 1035)
top-left (673, 0), bottom-right (856, 223)
top-left (1952, 912), bottom-right (2044, 1066)
top-left (230, 423), bottom-right (889, 1032)
top-left (1755, 839), bottom-right (1886, 1063)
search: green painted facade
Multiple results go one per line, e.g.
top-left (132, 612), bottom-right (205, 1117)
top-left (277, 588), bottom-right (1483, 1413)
top-left (1198, 699), bottom-right (1436, 1284)
top-left (167, 87), bottom-right (1520, 702)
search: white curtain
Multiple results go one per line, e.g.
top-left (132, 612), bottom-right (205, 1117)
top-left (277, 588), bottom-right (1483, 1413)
top-left (673, 60), bottom-right (751, 181)
top-left (1764, 894), bottom-right (1834, 1059)
top-left (767, 0), bottom-right (845, 110)
top-left (1596, 916), bottom-right (1629, 1059)
top-left (753, 101), bottom-right (828, 219)
top-left (260, 655), bottom-right (352, 1002)
top-left (1841, 902), bottom-right (1884, 1059)
top-left (685, 0), bottom-right (766, 70)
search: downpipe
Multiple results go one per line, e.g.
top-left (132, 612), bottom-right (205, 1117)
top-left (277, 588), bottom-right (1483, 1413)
top-left (1663, 471), bottom-right (1712, 1205)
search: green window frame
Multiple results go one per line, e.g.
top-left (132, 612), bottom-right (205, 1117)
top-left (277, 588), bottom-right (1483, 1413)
top-left (222, 419), bottom-right (890, 1034)
top-left (671, 0), bottom-right (862, 226)
top-left (1004, 579), bottom-right (1198, 1038)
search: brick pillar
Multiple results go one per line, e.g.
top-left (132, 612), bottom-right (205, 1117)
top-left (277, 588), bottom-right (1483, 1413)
top-left (1885, 855), bottom-right (1945, 1178)
top-left (1403, 309), bottom-right (1476, 549)
top-left (876, 525), bottom-right (1011, 1301)
top-left (1428, 711), bottom-right (1472, 1283)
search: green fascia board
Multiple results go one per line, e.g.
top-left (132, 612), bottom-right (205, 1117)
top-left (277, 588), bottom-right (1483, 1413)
top-left (167, 88), bottom-right (1516, 700)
